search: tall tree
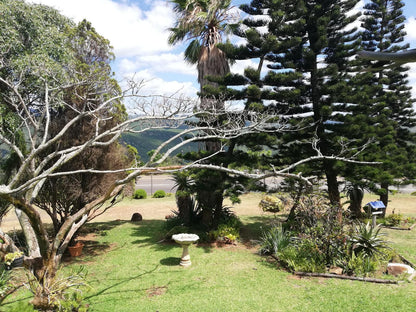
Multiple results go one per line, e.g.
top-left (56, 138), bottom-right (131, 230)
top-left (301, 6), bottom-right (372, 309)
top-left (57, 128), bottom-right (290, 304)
top-left (169, 0), bottom-right (232, 109)
top-left (168, 0), bottom-right (235, 229)
top-left (221, 0), bottom-right (362, 209)
top-left (0, 1), bottom-right (134, 308)
top-left (346, 0), bottom-right (416, 210)
top-left (34, 20), bottom-right (134, 237)
top-left (261, 0), bottom-right (361, 208)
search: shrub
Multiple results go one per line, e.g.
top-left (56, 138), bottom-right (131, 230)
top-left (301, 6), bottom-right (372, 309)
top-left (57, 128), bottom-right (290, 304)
top-left (278, 239), bottom-right (327, 273)
top-left (152, 190), bottom-right (166, 198)
top-left (382, 214), bottom-right (403, 227)
top-left (0, 268), bottom-right (12, 304)
top-left (209, 214), bottom-right (242, 244)
top-left (133, 189), bottom-right (147, 199)
top-left (259, 225), bottom-right (291, 256)
top-left (345, 252), bottom-right (378, 276)
top-left (259, 195), bottom-right (284, 213)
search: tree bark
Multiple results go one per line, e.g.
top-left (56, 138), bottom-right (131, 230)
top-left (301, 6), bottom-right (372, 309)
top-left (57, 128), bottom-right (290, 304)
top-left (348, 186), bottom-right (364, 219)
top-left (15, 208), bottom-right (41, 258)
top-left (379, 181), bottom-right (389, 217)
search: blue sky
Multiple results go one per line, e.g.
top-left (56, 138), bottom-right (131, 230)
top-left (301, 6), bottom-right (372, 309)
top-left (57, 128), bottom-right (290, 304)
top-left (31, 0), bottom-right (416, 100)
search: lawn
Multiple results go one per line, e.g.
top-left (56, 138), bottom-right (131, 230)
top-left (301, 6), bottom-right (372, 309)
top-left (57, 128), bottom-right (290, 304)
top-left (2, 193), bottom-right (416, 311)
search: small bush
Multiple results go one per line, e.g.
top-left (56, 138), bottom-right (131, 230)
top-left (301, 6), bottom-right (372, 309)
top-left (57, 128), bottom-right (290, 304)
top-left (209, 214), bottom-right (242, 244)
top-left (259, 225), bottom-right (291, 256)
top-left (382, 214), bottom-right (403, 227)
top-left (259, 195), bottom-right (284, 213)
top-left (345, 252), bottom-right (378, 276)
top-left (152, 190), bottom-right (166, 198)
top-left (278, 239), bottom-right (327, 273)
top-left (133, 189), bottom-right (147, 199)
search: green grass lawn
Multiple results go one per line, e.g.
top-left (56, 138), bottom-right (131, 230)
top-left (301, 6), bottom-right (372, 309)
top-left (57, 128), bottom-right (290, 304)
top-left (4, 216), bottom-right (416, 312)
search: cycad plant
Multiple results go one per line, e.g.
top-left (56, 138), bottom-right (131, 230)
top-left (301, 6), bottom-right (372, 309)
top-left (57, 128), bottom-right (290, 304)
top-left (172, 171), bottom-right (195, 225)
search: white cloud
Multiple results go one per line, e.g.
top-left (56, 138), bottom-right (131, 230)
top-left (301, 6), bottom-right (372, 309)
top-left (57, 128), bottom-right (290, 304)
top-left (405, 17), bottom-right (416, 41)
top-left (30, 0), bottom-right (199, 103)
top-left (231, 59), bottom-right (259, 75)
top-left (118, 53), bottom-right (196, 77)
top-left (31, 0), bottom-right (174, 58)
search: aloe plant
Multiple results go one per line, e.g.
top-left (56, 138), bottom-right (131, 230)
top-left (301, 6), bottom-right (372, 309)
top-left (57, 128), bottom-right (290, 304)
top-left (349, 222), bottom-right (390, 258)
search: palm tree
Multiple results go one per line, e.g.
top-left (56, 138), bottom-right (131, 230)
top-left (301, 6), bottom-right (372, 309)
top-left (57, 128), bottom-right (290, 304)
top-left (169, 1), bottom-right (234, 229)
top-left (169, 0), bottom-right (232, 109)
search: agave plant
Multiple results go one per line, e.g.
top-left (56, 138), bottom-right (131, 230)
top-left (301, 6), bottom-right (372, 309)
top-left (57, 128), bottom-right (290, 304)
top-left (349, 222), bottom-right (390, 258)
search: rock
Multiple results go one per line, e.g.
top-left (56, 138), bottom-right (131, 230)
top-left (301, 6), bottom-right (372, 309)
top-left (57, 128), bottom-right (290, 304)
top-left (329, 266), bottom-right (343, 275)
top-left (131, 212), bottom-right (142, 222)
top-left (387, 263), bottom-right (415, 276)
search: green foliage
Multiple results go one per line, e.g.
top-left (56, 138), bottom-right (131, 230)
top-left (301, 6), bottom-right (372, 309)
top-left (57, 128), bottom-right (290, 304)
top-left (0, 268), bottom-right (12, 304)
top-left (26, 266), bottom-right (90, 311)
top-left (259, 195), bottom-right (284, 213)
top-left (278, 240), bottom-right (327, 273)
top-left (208, 213), bottom-right (242, 244)
top-left (349, 223), bottom-right (390, 259)
top-left (259, 225), bottom-right (291, 256)
top-left (345, 252), bottom-right (379, 276)
top-left (6, 302), bottom-right (36, 312)
top-left (59, 289), bottom-right (89, 312)
top-left (152, 190), bottom-right (166, 198)
top-left (382, 214), bottom-right (403, 227)
top-left (133, 189), bottom-right (147, 199)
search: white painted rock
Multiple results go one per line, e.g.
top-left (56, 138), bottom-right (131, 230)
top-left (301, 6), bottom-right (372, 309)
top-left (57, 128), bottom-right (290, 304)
top-left (387, 263), bottom-right (415, 276)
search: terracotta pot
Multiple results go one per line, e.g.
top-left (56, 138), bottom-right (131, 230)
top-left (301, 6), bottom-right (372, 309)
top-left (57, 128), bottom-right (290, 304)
top-left (68, 242), bottom-right (84, 257)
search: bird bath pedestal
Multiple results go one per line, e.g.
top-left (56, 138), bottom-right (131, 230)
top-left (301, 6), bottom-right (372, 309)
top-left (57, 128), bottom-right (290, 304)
top-left (172, 233), bottom-right (199, 267)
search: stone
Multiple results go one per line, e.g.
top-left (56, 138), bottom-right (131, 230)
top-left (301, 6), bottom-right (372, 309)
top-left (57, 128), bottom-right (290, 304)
top-left (131, 212), bottom-right (142, 222)
top-left (387, 263), bottom-right (415, 276)
top-left (329, 266), bottom-right (343, 275)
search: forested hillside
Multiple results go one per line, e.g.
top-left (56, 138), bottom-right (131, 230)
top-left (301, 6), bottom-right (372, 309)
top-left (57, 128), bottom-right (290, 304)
top-left (121, 128), bottom-right (199, 163)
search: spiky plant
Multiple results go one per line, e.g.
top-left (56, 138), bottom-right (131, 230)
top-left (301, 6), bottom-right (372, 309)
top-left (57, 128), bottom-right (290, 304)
top-left (349, 222), bottom-right (390, 258)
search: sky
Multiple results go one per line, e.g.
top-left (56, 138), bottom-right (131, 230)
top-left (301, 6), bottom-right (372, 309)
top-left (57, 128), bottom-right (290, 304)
top-left (29, 0), bottom-right (416, 100)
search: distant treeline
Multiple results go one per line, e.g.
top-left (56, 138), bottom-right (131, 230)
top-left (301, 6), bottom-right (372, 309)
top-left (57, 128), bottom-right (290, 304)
top-left (121, 128), bottom-right (199, 163)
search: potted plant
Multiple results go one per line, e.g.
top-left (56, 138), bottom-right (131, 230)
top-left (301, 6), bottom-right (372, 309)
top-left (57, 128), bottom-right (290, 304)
top-left (68, 241), bottom-right (84, 257)
top-left (4, 251), bottom-right (24, 270)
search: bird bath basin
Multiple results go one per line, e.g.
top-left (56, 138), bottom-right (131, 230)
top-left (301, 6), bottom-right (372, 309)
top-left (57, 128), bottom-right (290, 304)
top-left (172, 233), bottom-right (199, 267)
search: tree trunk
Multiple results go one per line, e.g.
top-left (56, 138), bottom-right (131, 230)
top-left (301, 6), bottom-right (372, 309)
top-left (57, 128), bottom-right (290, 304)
top-left (15, 208), bottom-right (41, 258)
top-left (31, 253), bottom-right (60, 311)
top-left (379, 181), bottom-right (389, 217)
top-left (177, 195), bottom-right (192, 225)
top-left (324, 164), bottom-right (342, 222)
top-left (348, 186), bottom-right (364, 219)
top-left (198, 187), bottom-right (223, 229)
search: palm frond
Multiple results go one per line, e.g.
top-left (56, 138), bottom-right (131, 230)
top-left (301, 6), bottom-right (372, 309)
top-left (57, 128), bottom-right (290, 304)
top-left (184, 39), bottom-right (201, 64)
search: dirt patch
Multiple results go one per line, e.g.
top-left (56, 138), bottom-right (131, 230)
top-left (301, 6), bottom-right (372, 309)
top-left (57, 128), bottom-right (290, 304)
top-left (146, 286), bottom-right (168, 298)
top-left (287, 274), bottom-right (302, 280)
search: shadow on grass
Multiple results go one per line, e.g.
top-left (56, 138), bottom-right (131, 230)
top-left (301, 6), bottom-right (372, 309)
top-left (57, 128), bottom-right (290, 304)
top-left (84, 265), bottom-right (159, 300)
top-left (129, 219), bottom-right (167, 247)
top-left (81, 220), bottom-right (127, 235)
top-left (160, 257), bottom-right (181, 266)
top-left (128, 220), bottom-right (215, 254)
top-left (62, 220), bottom-right (130, 262)
top-left (238, 215), bottom-right (278, 247)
